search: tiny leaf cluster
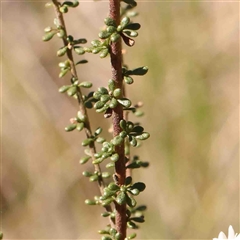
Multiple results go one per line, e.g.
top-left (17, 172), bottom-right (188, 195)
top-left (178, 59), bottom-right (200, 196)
top-left (43, 0), bottom-right (150, 239)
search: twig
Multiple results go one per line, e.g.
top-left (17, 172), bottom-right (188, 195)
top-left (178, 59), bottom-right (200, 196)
top-left (51, 0), bottom-right (114, 225)
top-left (109, 0), bottom-right (127, 238)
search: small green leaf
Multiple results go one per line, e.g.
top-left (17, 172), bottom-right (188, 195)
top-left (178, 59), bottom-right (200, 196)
top-left (77, 111), bottom-right (87, 122)
top-left (129, 188), bottom-right (140, 195)
top-left (135, 205), bottom-right (147, 211)
top-left (94, 127), bottom-right (102, 135)
top-left (124, 76), bottom-right (134, 84)
top-left (85, 199), bottom-right (96, 205)
top-left (99, 49), bottom-right (109, 58)
top-left (76, 59), bottom-right (88, 65)
top-left (98, 87), bottom-right (109, 95)
top-left (101, 94), bottom-right (111, 103)
top-left (100, 189), bottom-right (116, 200)
top-left (108, 79), bottom-right (115, 91)
top-left (116, 192), bottom-right (126, 205)
top-left (127, 66), bottom-right (148, 76)
top-left (72, 0), bottom-right (79, 7)
top-left (110, 33), bottom-right (120, 42)
top-left (129, 233), bottom-right (137, 239)
top-left (60, 5), bottom-right (68, 13)
top-left (132, 182), bottom-right (146, 192)
top-left (96, 106), bottom-right (108, 113)
top-left (106, 162), bottom-right (115, 168)
top-left (65, 124), bottom-right (76, 132)
top-left (94, 101), bottom-right (105, 109)
top-left (74, 38), bottom-right (87, 44)
top-left (82, 138), bottom-right (93, 146)
top-left (101, 236), bottom-right (112, 240)
top-left (115, 233), bottom-right (121, 240)
top-left (93, 91), bottom-right (101, 99)
top-left (92, 47), bottom-right (103, 54)
top-left (67, 86), bottom-right (77, 96)
top-left (57, 29), bottom-right (65, 38)
top-left (90, 174), bottom-right (98, 182)
top-left (104, 17), bottom-right (116, 27)
top-left (110, 153), bottom-right (119, 162)
top-left (111, 136), bottom-right (124, 146)
top-left (120, 120), bottom-right (127, 130)
top-left (127, 11), bottom-right (138, 17)
top-left (109, 228), bottom-right (117, 236)
top-left (57, 47), bottom-right (68, 57)
top-left (134, 110), bottom-right (144, 117)
top-left (125, 23), bottom-right (141, 30)
top-left (107, 26), bottom-right (117, 34)
top-left (120, 16), bottom-right (130, 29)
top-left (102, 198), bottom-right (114, 207)
top-left (125, 176), bottom-right (132, 185)
top-left (121, 33), bottom-right (135, 47)
top-left (132, 126), bottom-right (144, 133)
top-left (122, 0), bottom-right (137, 7)
top-left (99, 30), bottom-right (111, 39)
top-left (74, 46), bottom-right (85, 55)
top-left (79, 156), bottom-right (91, 164)
top-left (130, 217), bottom-right (145, 223)
top-left (42, 31), bottom-right (55, 41)
top-left (123, 30), bottom-right (138, 37)
top-left (113, 88), bottom-right (121, 98)
top-left (117, 98), bottom-right (131, 108)
top-left (67, 35), bottom-right (74, 43)
top-left (59, 68), bottom-right (70, 78)
top-left (44, 26), bottom-right (52, 32)
top-left (126, 194), bottom-right (137, 207)
top-left (91, 39), bottom-right (101, 47)
top-left (98, 229), bottom-right (110, 234)
top-left (127, 221), bottom-right (138, 229)
top-left (119, 131), bottom-right (127, 138)
top-left (109, 98), bottom-right (118, 109)
top-left (96, 137), bottom-right (105, 143)
top-left (101, 212), bottom-right (111, 217)
top-left (82, 171), bottom-right (92, 177)
top-left (76, 122), bottom-right (84, 131)
top-left (58, 85), bottom-right (70, 93)
top-left (79, 81), bottom-right (92, 88)
top-left (136, 132), bottom-right (150, 140)
top-left (108, 182), bottom-right (120, 191)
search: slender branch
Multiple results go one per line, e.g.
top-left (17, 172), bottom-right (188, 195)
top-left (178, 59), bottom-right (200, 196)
top-left (51, 0), bottom-right (114, 225)
top-left (109, 0), bottom-right (127, 238)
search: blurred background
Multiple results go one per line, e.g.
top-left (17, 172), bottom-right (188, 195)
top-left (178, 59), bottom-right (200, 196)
top-left (1, 1), bottom-right (239, 239)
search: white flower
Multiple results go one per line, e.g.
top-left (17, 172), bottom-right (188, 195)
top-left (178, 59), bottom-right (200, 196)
top-left (213, 225), bottom-right (240, 240)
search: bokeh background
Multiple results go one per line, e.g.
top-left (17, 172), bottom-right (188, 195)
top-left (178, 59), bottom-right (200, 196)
top-left (1, 1), bottom-right (239, 239)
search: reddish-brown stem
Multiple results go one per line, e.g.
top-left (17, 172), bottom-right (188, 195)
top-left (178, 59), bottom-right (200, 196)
top-left (109, 0), bottom-right (127, 238)
top-left (51, 0), bottom-right (114, 226)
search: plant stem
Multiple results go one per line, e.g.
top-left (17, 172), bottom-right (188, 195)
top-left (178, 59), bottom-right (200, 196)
top-left (109, 0), bottom-right (127, 238)
top-left (51, 0), bottom-right (114, 225)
